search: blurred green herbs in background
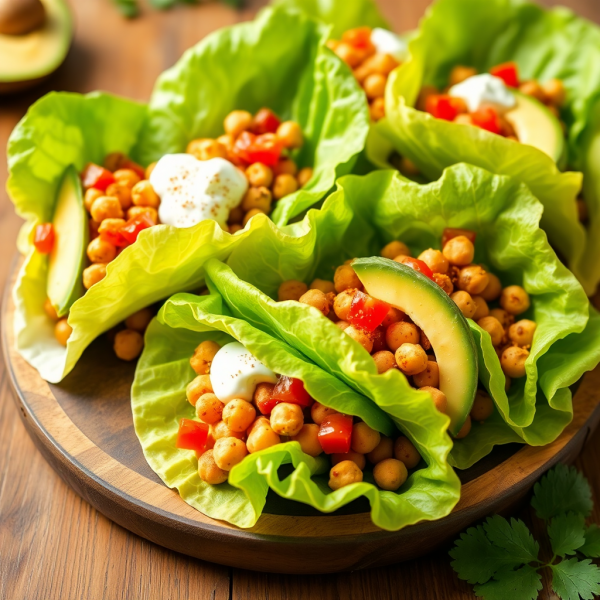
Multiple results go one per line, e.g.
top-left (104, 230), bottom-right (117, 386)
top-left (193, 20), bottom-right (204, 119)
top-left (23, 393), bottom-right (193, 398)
top-left (112, 0), bottom-right (242, 18)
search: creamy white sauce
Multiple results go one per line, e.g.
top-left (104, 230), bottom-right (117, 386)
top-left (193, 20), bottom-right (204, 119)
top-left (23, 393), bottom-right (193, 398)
top-left (370, 28), bottom-right (408, 62)
top-left (449, 73), bottom-right (516, 113)
top-left (210, 342), bottom-right (278, 403)
top-left (150, 154), bottom-right (248, 229)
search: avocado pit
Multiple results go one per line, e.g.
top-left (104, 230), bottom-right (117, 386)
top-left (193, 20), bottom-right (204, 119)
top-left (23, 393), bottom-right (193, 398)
top-left (0, 0), bottom-right (46, 36)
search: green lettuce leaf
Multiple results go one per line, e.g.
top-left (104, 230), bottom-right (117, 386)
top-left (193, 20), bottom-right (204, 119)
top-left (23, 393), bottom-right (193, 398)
top-left (131, 291), bottom-right (460, 530)
top-left (137, 5), bottom-right (370, 226)
top-left (380, 0), bottom-right (600, 294)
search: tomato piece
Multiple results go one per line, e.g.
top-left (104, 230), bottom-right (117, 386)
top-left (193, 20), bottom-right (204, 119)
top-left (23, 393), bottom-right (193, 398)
top-left (176, 419), bottom-right (209, 452)
top-left (489, 62), bottom-right (519, 88)
top-left (119, 213), bottom-right (155, 245)
top-left (271, 376), bottom-right (314, 408)
top-left (471, 106), bottom-right (502, 135)
top-left (318, 413), bottom-right (353, 454)
top-left (251, 108), bottom-right (281, 135)
top-left (121, 158), bottom-right (146, 180)
top-left (425, 94), bottom-right (464, 121)
top-left (34, 223), bottom-right (55, 254)
top-left (347, 290), bottom-right (390, 333)
top-left (396, 256), bottom-right (434, 280)
top-left (100, 229), bottom-right (129, 248)
top-left (342, 27), bottom-right (372, 49)
top-left (81, 163), bottom-right (115, 191)
top-left (442, 227), bottom-right (477, 247)
top-left (233, 132), bottom-right (282, 167)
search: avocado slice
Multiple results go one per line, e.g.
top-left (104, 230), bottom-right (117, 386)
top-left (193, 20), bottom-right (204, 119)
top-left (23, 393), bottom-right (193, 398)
top-left (353, 257), bottom-right (478, 436)
top-left (0, 0), bottom-right (72, 94)
top-left (47, 165), bottom-right (88, 317)
top-left (504, 91), bottom-right (565, 166)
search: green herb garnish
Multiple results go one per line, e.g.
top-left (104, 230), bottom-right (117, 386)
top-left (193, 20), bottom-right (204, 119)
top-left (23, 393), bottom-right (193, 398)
top-left (112, 0), bottom-right (242, 18)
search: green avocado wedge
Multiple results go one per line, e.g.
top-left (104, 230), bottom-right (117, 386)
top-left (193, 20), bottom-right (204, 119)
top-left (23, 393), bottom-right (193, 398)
top-left (352, 257), bottom-right (478, 436)
top-left (47, 165), bottom-right (88, 317)
top-left (504, 92), bottom-right (565, 168)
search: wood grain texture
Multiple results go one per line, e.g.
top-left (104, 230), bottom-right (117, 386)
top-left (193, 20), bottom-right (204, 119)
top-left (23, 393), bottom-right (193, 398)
top-left (1, 0), bottom-right (600, 597)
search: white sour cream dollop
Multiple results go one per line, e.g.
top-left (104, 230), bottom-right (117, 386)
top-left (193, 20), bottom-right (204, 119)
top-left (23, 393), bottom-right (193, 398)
top-left (150, 154), bottom-right (248, 229)
top-left (370, 28), bottom-right (408, 62)
top-left (449, 73), bottom-right (516, 113)
top-left (210, 342), bottom-right (278, 403)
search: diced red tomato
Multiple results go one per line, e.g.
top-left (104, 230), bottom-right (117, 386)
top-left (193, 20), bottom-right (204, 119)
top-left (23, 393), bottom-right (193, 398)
top-left (425, 94), bottom-right (464, 121)
top-left (442, 227), bottom-right (477, 247)
top-left (81, 163), bottom-right (115, 191)
top-left (100, 229), bottom-right (129, 248)
top-left (121, 158), bottom-right (146, 180)
top-left (233, 132), bottom-right (282, 167)
top-left (176, 419), bottom-right (209, 453)
top-left (489, 62), bottom-right (519, 88)
top-left (471, 107), bottom-right (502, 135)
top-left (256, 395), bottom-right (278, 415)
top-left (119, 213), bottom-right (155, 245)
top-left (271, 376), bottom-right (314, 408)
top-left (396, 256), bottom-right (434, 280)
top-left (318, 413), bottom-right (353, 454)
top-left (251, 108), bottom-right (281, 135)
top-left (348, 291), bottom-right (390, 333)
top-left (34, 223), bottom-right (55, 254)
top-left (342, 27), bottom-right (372, 49)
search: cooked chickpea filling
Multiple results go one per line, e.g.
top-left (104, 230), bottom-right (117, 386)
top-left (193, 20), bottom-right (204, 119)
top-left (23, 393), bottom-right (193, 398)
top-left (181, 340), bottom-right (421, 492)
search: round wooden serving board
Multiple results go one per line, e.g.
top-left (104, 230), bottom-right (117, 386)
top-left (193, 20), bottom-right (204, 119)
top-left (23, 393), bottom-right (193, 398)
top-left (3, 263), bottom-right (600, 574)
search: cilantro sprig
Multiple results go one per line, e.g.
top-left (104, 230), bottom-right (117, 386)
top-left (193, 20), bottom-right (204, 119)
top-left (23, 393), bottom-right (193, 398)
top-left (111, 0), bottom-right (242, 19)
top-left (450, 464), bottom-right (600, 600)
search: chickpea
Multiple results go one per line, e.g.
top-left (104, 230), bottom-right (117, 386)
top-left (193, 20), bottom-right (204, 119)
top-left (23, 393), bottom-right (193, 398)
top-left (334, 42), bottom-right (362, 68)
top-left (87, 237), bottom-right (117, 264)
top-left (268, 402), bottom-right (304, 437)
top-left (450, 291), bottom-right (477, 319)
top-left (477, 316), bottom-right (504, 347)
top-left (113, 169), bottom-right (141, 189)
top-left (276, 121), bottom-right (303, 149)
top-left (213, 437), bottom-right (248, 471)
top-left (278, 280), bottom-right (308, 302)
top-left (246, 421), bottom-right (281, 453)
top-left (433, 273), bottom-right (454, 295)
top-left (309, 279), bottom-right (335, 294)
top-left (393, 436), bottom-right (421, 469)
top-left (44, 297), bottom-right (59, 320)
top-left (449, 65), bottom-right (478, 86)
top-left (381, 240), bottom-right (411, 260)
top-left (395, 343), bottom-right (428, 376)
top-left (190, 340), bottom-right (220, 375)
top-left (331, 450), bottom-right (366, 470)
top-left (373, 350), bottom-right (396, 374)
top-left (131, 180), bottom-right (160, 209)
top-left (500, 285), bottom-right (530, 316)
top-left (297, 167), bottom-right (313, 188)
top-left (194, 393), bottom-right (223, 424)
top-left (363, 73), bottom-right (386, 99)
top-left (243, 208), bottom-right (266, 226)
top-left (470, 390), bottom-right (494, 422)
top-left (369, 97), bottom-right (386, 121)
top-left (542, 78), bottom-right (565, 107)
top-left (420, 386), bottom-right (447, 414)
top-left (418, 248), bottom-right (449, 274)
top-left (186, 374), bottom-right (213, 406)
top-left (381, 307), bottom-right (405, 328)
top-left (386, 321), bottom-right (419, 351)
top-left (113, 329), bottom-right (144, 361)
top-left (224, 110), bottom-right (253, 138)
top-left (84, 187), bottom-right (103, 212)
top-left (333, 289), bottom-right (357, 320)
top-left (336, 320), bottom-right (350, 331)
top-left (98, 218), bottom-right (126, 239)
top-left (508, 319), bottom-right (537, 347)
top-left (501, 346), bottom-right (529, 378)
top-left (83, 263), bottom-right (107, 289)
top-left (351, 422), bottom-right (381, 454)
top-left (364, 52), bottom-right (399, 76)
top-left (472, 296), bottom-right (489, 321)
top-left (228, 205), bottom-right (244, 225)
top-left (299, 289), bottom-right (330, 316)
top-left (54, 318), bottom-right (72, 346)
top-left (273, 158), bottom-right (298, 177)
top-left (220, 398), bottom-right (255, 432)
top-left (454, 415), bottom-right (472, 439)
top-left (273, 174), bottom-right (298, 200)
top-left (145, 162), bottom-right (157, 180)
top-left (187, 138), bottom-right (227, 161)
top-left (310, 402), bottom-right (338, 425)
top-left (91, 196), bottom-right (123, 222)
top-left (334, 265), bottom-right (361, 293)
top-left (103, 152), bottom-right (125, 172)
top-left (291, 424), bottom-right (322, 457)
top-left (345, 325), bottom-right (374, 353)
top-left (246, 416), bottom-right (270, 436)
top-left (240, 186), bottom-right (271, 213)
top-left (413, 360), bottom-right (440, 388)
top-left (458, 265), bottom-right (489, 296)
top-left (373, 458), bottom-right (408, 491)
top-left (366, 436), bottom-right (394, 464)
top-left (245, 163), bottom-right (273, 188)
top-left (442, 236), bottom-right (474, 266)
top-left (212, 420), bottom-right (245, 441)
top-left (254, 382), bottom-right (275, 414)
top-left (198, 450), bottom-right (229, 484)
top-left (127, 206), bottom-right (158, 224)
top-left (519, 80), bottom-right (547, 103)
top-left (106, 182), bottom-right (132, 210)
top-left (328, 460), bottom-right (363, 491)
top-left (489, 308), bottom-right (514, 329)
top-left (125, 307), bottom-right (154, 332)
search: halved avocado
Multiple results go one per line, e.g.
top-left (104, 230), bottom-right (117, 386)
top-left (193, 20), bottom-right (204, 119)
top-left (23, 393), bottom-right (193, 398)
top-left (47, 165), bottom-right (88, 317)
top-left (504, 91), bottom-right (565, 166)
top-left (0, 0), bottom-right (72, 94)
top-left (353, 257), bottom-right (478, 436)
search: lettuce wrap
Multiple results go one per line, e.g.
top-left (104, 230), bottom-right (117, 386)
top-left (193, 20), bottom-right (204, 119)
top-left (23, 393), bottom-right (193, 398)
top-left (197, 166), bottom-right (600, 467)
top-left (378, 0), bottom-right (600, 295)
top-left (132, 291), bottom-right (460, 530)
top-left (7, 6), bottom-right (370, 383)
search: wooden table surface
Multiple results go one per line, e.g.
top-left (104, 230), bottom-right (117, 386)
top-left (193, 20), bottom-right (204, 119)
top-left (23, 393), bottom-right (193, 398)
top-left (1, 1), bottom-right (600, 598)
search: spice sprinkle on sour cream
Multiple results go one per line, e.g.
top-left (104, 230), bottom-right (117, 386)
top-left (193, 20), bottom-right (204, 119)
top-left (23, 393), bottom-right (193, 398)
top-left (150, 154), bottom-right (248, 229)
